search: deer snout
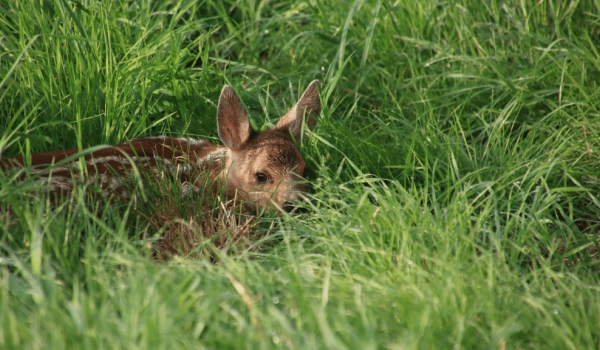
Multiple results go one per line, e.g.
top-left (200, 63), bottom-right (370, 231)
top-left (282, 201), bottom-right (296, 213)
top-left (279, 184), bottom-right (307, 213)
top-left (281, 197), bottom-right (306, 213)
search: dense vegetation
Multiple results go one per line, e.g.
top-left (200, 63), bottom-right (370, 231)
top-left (1, 0), bottom-right (600, 348)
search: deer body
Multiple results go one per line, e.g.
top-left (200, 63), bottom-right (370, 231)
top-left (1, 81), bottom-right (322, 212)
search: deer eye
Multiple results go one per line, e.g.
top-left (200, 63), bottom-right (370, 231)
top-left (255, 172), bottom-right (269, 184)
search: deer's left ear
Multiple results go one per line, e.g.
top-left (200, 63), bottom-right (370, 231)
top-left (217, 85), bottom-right (254, 150)
top-left (275, 80), bottom-right (321, 143)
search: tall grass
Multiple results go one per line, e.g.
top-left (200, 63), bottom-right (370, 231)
top-left (1, 0), bottom-right (600, 348)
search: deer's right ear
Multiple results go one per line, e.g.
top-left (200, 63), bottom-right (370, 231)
top-left (275, 80), bottom-right (321, 143)
top-left (217, 85), bottom-right (254, 150)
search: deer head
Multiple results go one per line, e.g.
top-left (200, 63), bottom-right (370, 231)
top-left (217, 80), bottom-right (321, 212)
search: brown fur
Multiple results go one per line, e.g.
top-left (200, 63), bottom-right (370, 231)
top-left (0, 81), bottom-right (322, 212)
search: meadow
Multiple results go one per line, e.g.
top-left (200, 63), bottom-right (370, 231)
top-left (1, 0), bottom-right (600, 348)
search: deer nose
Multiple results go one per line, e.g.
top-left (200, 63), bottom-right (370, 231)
top-left (282, 200), bottom-right (308, 214)
top-left (283, 201), bottom-right (296, 213)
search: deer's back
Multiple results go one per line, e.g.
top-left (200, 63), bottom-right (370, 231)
top-left (0, 137), bottom-right (227, 198)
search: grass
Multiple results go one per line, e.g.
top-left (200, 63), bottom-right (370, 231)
top-left (1, 0), bottom-right (600, 348)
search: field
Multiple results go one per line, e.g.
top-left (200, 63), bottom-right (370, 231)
top-left (1, 0), bottom-right (600, 348)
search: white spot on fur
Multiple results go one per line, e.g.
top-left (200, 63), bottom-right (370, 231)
top-left (30, 166), bottom-right (71, 175)
top-left (155, 156), bottom-right (171, 166)
top-left (176, 137), bottom-right (207, 147)
top-left (197, 148), bottom-right (227, 168)
top-left (181, 182), bottom-right (197, 197)
top-left (87, 156), bottom-right (151, 167)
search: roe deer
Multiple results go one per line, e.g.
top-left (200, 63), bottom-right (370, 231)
top-left (0, 80), bottom-right (321, 212)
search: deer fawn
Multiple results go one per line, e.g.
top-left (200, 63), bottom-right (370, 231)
top-left (0, 80), bottom-right (321, 213)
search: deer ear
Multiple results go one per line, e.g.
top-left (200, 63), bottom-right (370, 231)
top-left (275, 80), bottom-right (321, 143)
top-left (217, 85), bottom-right (254, 150)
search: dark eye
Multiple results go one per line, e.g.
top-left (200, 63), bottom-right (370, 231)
top-left (255, 172), bottom-right (269, 184)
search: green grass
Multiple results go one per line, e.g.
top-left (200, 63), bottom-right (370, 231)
top-left (2, 0), bottom-right (600, 348)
